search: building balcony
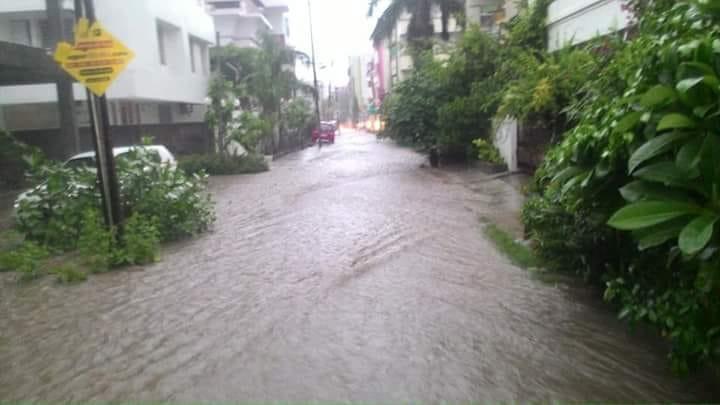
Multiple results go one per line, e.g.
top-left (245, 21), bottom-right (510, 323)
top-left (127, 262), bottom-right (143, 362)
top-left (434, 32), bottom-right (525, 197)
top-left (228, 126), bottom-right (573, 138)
top-left (207, 8), bottom-right (272, 29)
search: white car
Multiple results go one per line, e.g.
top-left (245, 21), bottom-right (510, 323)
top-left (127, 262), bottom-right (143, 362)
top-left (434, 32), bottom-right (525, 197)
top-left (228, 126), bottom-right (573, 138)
top-left (14, 145), bottom-right (177, 211)
top-left (64, 145), bottom-right (177, 170)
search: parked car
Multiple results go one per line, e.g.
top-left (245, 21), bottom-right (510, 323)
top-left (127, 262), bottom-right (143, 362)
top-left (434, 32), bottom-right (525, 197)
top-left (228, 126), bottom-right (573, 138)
top-left (312, 122), bottom-right (336, 144)
top-left (14, 145), bottom-right (177, 212)
top-left (64, 145), bottom-right (177, 170)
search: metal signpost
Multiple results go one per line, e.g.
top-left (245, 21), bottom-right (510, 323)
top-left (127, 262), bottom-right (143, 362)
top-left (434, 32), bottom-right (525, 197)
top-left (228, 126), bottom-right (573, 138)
top-left (55, 0), bottom-right (135, 228)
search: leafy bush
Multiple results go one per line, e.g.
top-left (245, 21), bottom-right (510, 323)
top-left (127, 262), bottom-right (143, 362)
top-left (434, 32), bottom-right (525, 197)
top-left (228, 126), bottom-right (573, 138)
top-left (113, 147), bottom-right (215, 241)
top-left (496, 47), bottom-right (599, 129)
top-left (77, 209), bottom-right (114, 273)
top-left (77, 210), bottom-right (159, 272)
top-left (283, 98), bottom-right (314, 132)
top-left (0, 241), bottom-right (49, 280)
top-left (437, 93), bottom-right (493, 159)
top-left (15, 146), bottom-right (215, 249)
top-left (116, 213), bottom-right (160, 266)
top-left (0, 229), bottom-right (25, 255)
top-left (381, 54), bottom-right (448, 148)
top-left (382, 27), bottom-right (502, 157)
top-left (473, 138), bottom-right (504, 165)
top-left (179, 154), bottom-right (269, 176)
top-left (15, 157), bottom-right (98, 250)
top-left (526, 0), bottom-right (720, 372)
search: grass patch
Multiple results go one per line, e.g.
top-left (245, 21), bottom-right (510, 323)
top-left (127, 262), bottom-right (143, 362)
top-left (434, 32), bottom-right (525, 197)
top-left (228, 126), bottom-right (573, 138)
top-left (0, 229), bottom-right (24, 254)
top-left (483, 223), bottom-right (539, 270)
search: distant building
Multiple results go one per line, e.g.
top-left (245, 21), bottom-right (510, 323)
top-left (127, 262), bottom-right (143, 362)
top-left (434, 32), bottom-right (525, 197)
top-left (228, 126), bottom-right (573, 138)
top-left (372, 5), bottom-right (463, 93)
top-left (465, 0), bottom-right (519, 36)
top-left (206, 0), bottom-right (290, 48)
top-left (547, 0), bottom-right (631, 51)
top-left (348, 55), bottom-right (374, 122)
top-left (0, 0), bottom-right (215, 158)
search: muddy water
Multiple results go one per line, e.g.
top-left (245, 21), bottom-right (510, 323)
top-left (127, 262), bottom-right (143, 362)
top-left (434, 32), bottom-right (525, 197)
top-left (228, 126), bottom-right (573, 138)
top-left (0, 131), bottom-right (715, 402)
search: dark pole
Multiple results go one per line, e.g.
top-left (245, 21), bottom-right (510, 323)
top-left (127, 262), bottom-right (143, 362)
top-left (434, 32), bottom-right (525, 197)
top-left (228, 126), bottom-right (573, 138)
top-left (47, 0), bottom-right (80, 156)
top-left (307, 0), bottom-right (321, 124)
top-left (76, 0), bottom-right (123, 228)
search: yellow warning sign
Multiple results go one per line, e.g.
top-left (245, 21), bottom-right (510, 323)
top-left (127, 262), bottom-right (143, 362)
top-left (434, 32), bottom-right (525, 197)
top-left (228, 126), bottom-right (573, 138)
top-left (54, 18), bottom-right (135, 96)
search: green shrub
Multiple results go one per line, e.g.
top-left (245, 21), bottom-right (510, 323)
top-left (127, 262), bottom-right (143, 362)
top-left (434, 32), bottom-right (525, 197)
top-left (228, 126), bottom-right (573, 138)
top-left (51, 265), bottom-right (87, 284)
top-left (77, 209), bottom-right (114, 273)
top-left (473, 138), bottom-right (504, 165)
top-left (15, 147), bottom-right (216, 249)
top-left (118, 148), bottom-right (215, 241)
top-left (116, 213), bottom-right (160, 266)
top-left (15, 159), bottom-right (99, 250)
top-left (382, 27), bottom-right (503, 155)
top-left (0, 241), bottom-right (49, 280)
top-left (179, 154), bottom-right (269, 176)
top-left (0, 229), bottom-right (24, 254)
top-left (526, 0), bottom-right (720, 372)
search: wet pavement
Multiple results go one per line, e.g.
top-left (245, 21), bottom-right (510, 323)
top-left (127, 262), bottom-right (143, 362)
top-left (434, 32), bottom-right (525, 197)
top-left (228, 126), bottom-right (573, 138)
top-left (0, 130), bottom-right (716, 402)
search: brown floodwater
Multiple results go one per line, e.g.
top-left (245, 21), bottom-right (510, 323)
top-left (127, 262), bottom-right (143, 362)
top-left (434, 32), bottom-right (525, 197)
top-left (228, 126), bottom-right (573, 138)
top-left (0, 131), bottom-right (716, 402)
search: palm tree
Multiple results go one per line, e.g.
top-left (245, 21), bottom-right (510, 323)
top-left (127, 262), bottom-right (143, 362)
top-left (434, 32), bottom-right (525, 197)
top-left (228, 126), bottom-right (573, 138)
top-left (369, 0), bottom-right (465, 45)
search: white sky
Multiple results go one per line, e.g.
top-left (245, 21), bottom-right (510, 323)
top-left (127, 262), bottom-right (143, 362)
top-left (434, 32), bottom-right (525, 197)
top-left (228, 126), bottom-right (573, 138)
top-left (285, 0), bottom-right (385, 86)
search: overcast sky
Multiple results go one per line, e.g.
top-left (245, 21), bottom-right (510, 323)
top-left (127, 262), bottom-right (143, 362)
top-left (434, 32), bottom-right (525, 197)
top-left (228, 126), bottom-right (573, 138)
top-left (285, 0), bottom-right (386, 86)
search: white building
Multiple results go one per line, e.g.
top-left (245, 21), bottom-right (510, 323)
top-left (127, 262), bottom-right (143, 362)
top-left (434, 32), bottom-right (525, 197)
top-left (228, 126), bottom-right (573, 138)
top-left (372, 5), bottom-right (464, 94)
top-left (206, 0), bottom-right (290, 48)
top-left (0, 0), bottom-right (215, 155)
top-left (547, 0), bottom-right (631, 51)
top-left (348, 54), bottom-right (374, 117)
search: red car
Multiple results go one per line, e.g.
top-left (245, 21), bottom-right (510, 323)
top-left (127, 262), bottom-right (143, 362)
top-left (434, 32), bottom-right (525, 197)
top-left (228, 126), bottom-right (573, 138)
top-left (312, 122), bottom-right (336, 144)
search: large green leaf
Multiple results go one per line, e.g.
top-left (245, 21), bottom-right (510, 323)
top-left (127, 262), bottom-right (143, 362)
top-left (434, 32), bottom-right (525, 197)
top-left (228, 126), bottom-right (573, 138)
top-left (656, 113), bottom-right (696, 131)
top-left (693, 104), bottom-right (715, 118)
top-left (619, 180), bottom-right (693, 203)
top-left (614, 111), bottom-right (642, 134)
top-left (676, 136), bottom-right (704, 171)
top-left (678, 214), bottom-right (719, 255)
top-left (608, 201), bottom-right (700, 230)
top-left (676, 77), bottom-right (705, 94)
top-left (640, 85), bottom-right (676, 108)
top-left (628, 132), bottom-right (688, 173)
top-left (700, 134), bottom-right (720, 193)
top-left (635, 161), bottom-right (699, 186)
top-left (551, 166), bottom-right (582, 184)
top-left (681, 62), bottom-right (717, 76)
top-left (633, 218), bottom-right (687, 250)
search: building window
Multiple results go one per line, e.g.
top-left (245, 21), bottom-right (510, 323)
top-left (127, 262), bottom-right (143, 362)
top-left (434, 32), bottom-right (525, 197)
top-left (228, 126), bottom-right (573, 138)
top-left (189, 39), bottom-right (196, 73)
top-left (120, 102), bottom-right (139, 125)
top-left (10, 20), bottom-right (32, 46)
top-left (212, 1), bottom-right (241, 9)
top-left (111, 102), bottom-right (118, 124)
top-left (136, 104), bottom-right (142, 125)
top-left (157, 23), bottom-right (167, 65)
top-left (189, 36), bottom-right (209, 75)
top-left (158, 104), bottom-right (172, 124)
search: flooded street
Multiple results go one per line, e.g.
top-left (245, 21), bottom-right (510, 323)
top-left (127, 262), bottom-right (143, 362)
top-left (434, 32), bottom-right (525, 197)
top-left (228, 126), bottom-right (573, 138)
top-left (0, 131), bottom-right (715, 402)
